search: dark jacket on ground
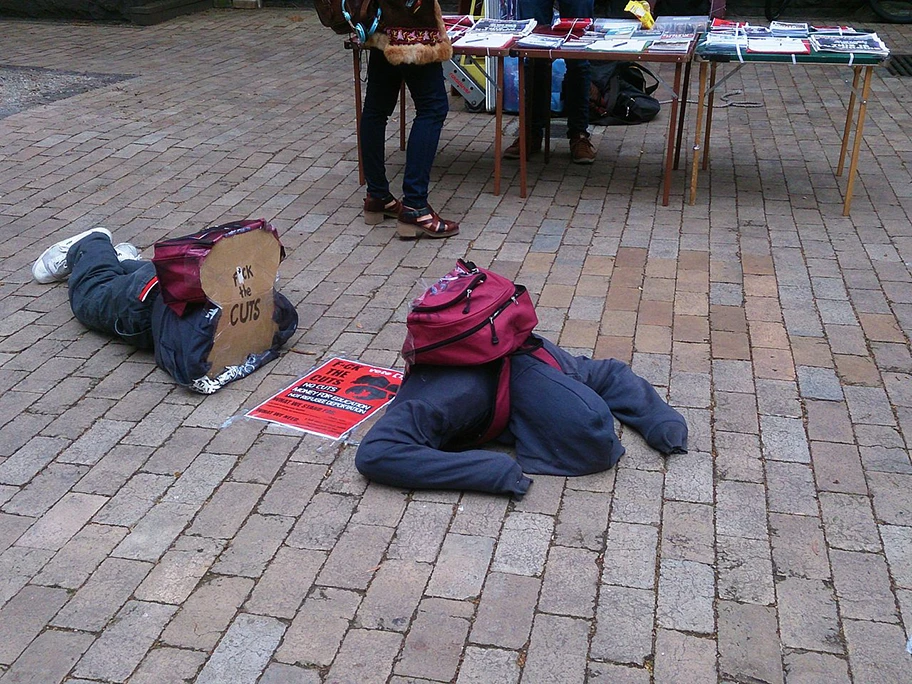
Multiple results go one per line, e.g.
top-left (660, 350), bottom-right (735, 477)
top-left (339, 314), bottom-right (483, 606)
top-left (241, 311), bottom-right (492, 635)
top-left (68, 233), bottom-right (297, 393)
top-left (355, 337), bottom-right (688, 497)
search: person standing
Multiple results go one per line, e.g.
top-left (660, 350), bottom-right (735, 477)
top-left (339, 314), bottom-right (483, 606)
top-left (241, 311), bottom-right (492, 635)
top-left (360, 0), bottom-right (460, 239)
top-left (503, 0), bottom-right (597, 164)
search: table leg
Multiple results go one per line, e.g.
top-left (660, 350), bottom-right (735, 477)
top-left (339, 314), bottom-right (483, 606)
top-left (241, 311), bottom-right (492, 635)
top-left (702, 61), bottom-right (717, 171)
top-left (837, 65), bottom-right (861, 177)
top-left (353, 47), bottom-right (365, 187)
top-left (689, 61), bottom-right (708, 206)
top-left (674, 59), bottom-right (692, 170)
top-left (400, 84), bottom-right (406, 151)
top-left (494, 55), bottom-right (504, 196)
top-left (662, 62), bottom-right (684, 206)
top-left (544, 59), bottom-right (551, 164)
top-left (843, 65), bottom-right (873, 216)
top-left (518, 55), bottom-right (527, 198)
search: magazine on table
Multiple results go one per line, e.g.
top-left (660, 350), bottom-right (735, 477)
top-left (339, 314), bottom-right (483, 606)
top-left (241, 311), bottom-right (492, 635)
top-left (561, 36), bottom-right (600, 49)
top-left (470, 18), bottom-right (537, 35)
top-left (515, 33), bottom-right (566, 48)
top-left (647, 33), bottom-right (694, 53)
top-left (701, 29), bottom-right (747, 52)
top-left (596, 26), bottom-right (640, 37)
top-left (592, 18), bottom-right (642, 33)
top-left (747, 37), bottom-right (810, 54)
top-left (810, 25), bottom-right (860, 34)
top-left (653, 15), bottom-right (708, 34)
top-left (770, 21), bottom-right (809, 37)
top-left (452, 32), bottom-right (517, 48)
top-left (744, 26), bottom-right (773, 38)
top-left (809, 33), bottom-right (889, 56)
top-left (586, 38), bottom-right (649, 52)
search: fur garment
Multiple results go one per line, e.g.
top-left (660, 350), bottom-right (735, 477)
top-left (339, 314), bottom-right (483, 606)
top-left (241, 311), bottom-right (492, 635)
top-left (365, 0), bottom-right (452, 65)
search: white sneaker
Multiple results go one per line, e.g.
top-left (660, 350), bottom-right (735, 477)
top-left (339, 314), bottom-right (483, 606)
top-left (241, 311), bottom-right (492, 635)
top-left (114, 243), bottom-right (141, 262)
top-left (31, 227), bottom-right (113, 284)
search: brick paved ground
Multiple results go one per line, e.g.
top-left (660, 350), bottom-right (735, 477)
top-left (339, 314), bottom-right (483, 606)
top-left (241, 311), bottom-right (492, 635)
top-left (0, 7), bottom-right (911, 683)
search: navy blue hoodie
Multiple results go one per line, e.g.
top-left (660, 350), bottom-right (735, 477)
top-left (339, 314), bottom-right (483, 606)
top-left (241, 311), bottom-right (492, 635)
top-left (355, 337), bottom-right (687, 497)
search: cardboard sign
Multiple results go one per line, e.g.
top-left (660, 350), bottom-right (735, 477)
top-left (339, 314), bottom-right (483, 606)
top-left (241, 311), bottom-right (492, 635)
top-left (200, 228), bottom-right (282, 376)
top-left (246, 358), bottom-right (402, 439)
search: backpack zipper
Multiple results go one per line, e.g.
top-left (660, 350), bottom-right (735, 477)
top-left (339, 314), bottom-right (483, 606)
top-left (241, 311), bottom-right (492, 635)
top-left (409, 290), bottom-right (521, 357)
top-left (411, 273), bottom-right (487, 313)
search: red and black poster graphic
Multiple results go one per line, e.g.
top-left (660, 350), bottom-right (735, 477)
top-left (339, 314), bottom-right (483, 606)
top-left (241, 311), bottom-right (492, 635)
top-left (246, 358), bottom-right (401, 439)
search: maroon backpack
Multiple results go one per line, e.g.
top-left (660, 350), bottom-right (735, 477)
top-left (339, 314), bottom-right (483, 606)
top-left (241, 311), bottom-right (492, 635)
top-left (152, 219), bottom-right (284, 316)
top-left (402, 259), bottom-right (561, 445)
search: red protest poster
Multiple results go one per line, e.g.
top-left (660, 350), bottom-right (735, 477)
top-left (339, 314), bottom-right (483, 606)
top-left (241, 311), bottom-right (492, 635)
top-left (246, 358), bottom-right (402, 439)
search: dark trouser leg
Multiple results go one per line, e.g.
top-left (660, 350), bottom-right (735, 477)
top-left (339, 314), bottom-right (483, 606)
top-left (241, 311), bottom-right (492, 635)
top-left (361, 48), bottom-right (403, 200)
top-left (518, 0), bottom-right (555, 136)
top-left (67, 234), bottom-right (157, 350)
top-left (400, 61), bottom-right (448, 209)
top-left (558, 0), bottom-right (594, 136)
top-left (526, 58), bottom-right (551, 136)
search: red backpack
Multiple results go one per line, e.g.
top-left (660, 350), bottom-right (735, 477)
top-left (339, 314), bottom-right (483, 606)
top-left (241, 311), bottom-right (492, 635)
top-left (402, 259), bottom-right (561, 445)
top-left (152, 219), bottom-right (284, 316)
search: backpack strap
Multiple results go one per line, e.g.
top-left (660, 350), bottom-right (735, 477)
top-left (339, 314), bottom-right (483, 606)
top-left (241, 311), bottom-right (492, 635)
top-left (476, 357), bottom-right (512, 445)
top-left (468, 338), bottom-right (564, 447)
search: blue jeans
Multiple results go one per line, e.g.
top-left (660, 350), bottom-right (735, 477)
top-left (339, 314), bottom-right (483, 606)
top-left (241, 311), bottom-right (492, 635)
top-left (518, 0), bottom-right (594, 137)
top-left (360, 48), bottom-right (449, 209)
top-left (67, 234), bottom-right (157, 350)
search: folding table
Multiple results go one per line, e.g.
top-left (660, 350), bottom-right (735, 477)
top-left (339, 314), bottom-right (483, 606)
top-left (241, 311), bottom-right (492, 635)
top-left (688, 40), bottom-right (889, 216)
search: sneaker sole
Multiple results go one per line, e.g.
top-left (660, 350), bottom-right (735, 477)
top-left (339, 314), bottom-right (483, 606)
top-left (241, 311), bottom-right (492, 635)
top-left (32, 227), bottom-right (113, 283)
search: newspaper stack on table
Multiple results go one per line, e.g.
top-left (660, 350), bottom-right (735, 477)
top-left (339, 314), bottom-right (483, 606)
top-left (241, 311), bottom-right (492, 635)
top-left (810, 33), bottom-right (890, 56)
top-left (452, 18), bottom-right (536, 49)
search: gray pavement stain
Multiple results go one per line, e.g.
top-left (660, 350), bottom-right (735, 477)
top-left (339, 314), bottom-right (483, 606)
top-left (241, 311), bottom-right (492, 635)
top-left (0, 65), bottom-right (133, 118)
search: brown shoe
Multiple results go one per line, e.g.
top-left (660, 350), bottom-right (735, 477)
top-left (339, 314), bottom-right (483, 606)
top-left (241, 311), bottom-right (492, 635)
top-left (364, 194), bottom-right (402, 225)
top-left (570, 132), bottom-right (596, 165)
top-left (397, 205), bottom-right (460, 240)
top-left (503, 133), bottom-right (543, 160)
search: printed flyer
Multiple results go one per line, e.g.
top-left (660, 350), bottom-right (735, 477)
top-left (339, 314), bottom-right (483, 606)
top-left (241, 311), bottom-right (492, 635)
top-left (246, 358), bottom-right (402, 439)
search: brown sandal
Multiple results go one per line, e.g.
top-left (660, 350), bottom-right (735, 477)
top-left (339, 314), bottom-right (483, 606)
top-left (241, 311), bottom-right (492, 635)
top-left (396, 205), bottom-right (460, 240)
top-left (364, 195), bottom-right (402, 225)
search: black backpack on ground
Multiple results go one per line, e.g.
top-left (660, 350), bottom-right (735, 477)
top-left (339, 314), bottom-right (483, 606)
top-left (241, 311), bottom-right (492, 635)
top-left (588, 61), bottom-right (661, 126)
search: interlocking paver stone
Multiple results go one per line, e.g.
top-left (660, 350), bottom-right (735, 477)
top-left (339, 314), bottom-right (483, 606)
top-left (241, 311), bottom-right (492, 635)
top-left (717, 601), bottom-right (784, 684)
top-left (325, 628), bottom-right (402, 684)
top-left (0, 584), bottom-right (69, 665)
top-left (0, 628), bottom-right (94, 684)
top-left (776, 577), bottom-right (842, 654)
top-left (490, 512), bottom-right (552, 576)
top-left (538, 545), bottom-right (598, 618)
top-left (470, 572), bottom-right (539, 649)
top-left (133, 535), bottom-right (225, 604)
top-left (194, 613), bottom-right (286, 684)
top-left (187, 481), bottom-right (266, 539)
top-left (161, 575), bottom-right (255, 651)
top-left (396, 598), bottom-right (473, 681)
top-left (653, 629), bottom-right (717, 684)
top-left (72, 600), bottom-right (177, 682)
top-left (456, 647), bottom-right (520, 684)
top-left (590, 585), bottom-right (654, 666)
top-left (522, 614), bottom-right (589, 684)
top-left (426, 533), bottom-right (495, 601)
top-left (275, 587), bottom-right (362, 667)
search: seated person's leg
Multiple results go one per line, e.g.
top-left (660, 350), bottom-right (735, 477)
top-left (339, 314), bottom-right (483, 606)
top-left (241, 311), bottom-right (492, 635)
top-left (543, 339), bottom-right (688, 454)
top-left (68, 234), bottom-right (158, 349)
top-left (508, 353), bottom-right (625, 475)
